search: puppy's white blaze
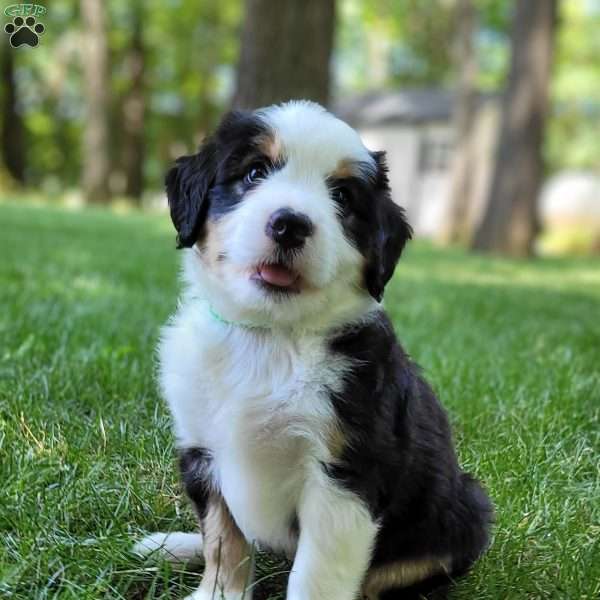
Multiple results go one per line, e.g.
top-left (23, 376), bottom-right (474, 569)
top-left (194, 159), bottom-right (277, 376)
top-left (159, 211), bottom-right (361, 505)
top-left (133, 532), bottom-right (204, 565)
top-left (224, 177), bottom-right (344, 288)
top-left (259, 101), bottom-right (374, 173)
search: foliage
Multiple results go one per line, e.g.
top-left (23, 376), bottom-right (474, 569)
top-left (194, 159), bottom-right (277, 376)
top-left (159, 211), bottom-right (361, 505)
top-left (336, 0), bottom-right (512, 91)
top-left (474, 0), bottom-right (512, 89)
top-left (3, 0), bottom-right (241, 193)
top-left (2, 0), bottom-right (600, 196)
top-left (547, 0), bottom-right (600, 170)
top-left (1, 201), bottom-right (598, 598)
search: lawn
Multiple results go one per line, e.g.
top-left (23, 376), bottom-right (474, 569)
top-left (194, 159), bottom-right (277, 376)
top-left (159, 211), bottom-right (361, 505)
top-left (1, 201), bottom-right (598, 600)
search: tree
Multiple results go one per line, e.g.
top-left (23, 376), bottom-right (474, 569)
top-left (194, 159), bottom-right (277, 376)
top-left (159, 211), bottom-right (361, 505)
top-left (439, 0), bottom-right (478, 245)
top-left (472, 0), bottom-right (558, 256)
top-left (232, 0), bottom-right (335, 109)
top-left (121, 7), bottom-right (145, 201)
top-left (1, 41), bottom-right (26, 183)
top-left (81, 0), bottom-right (110, 203)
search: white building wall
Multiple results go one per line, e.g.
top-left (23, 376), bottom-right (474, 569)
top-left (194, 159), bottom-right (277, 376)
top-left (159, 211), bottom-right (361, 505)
top-left (359, 123), bottom-right (453, 237)
top-left (358, 125), bottom-right (421, 218)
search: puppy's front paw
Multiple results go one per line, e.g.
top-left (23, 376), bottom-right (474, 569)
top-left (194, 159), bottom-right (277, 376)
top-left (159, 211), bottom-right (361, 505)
top-left (133, 531), bottom-right (203, 565)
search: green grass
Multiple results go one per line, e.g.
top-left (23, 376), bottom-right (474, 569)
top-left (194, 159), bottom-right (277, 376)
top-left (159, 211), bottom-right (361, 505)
top-left (1, 201), bottom-right (599, 599)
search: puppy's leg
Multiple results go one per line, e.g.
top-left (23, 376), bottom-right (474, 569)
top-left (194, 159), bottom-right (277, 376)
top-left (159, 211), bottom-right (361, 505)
top-left (185, 492), bottom-right (254, 600)
top-left (287, 465), bottom-right (378, 600)
top-left (180, 447), bottom-right (254, 599)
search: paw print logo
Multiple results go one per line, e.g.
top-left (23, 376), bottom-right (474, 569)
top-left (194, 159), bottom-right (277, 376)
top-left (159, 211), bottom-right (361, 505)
top-left (4, 15), bottom-right (45, 47)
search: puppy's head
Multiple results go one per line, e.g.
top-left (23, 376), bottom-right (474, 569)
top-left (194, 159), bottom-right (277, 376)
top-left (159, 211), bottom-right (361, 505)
top-left (167, 101), bottom-right (411, 327)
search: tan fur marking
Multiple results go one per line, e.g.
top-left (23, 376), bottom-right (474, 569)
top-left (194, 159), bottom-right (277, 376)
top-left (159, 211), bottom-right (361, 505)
top-left (257, 131), bottom-right (283, 164)
top-left (331, 158), bottom-right (361, 180)
top-left (200, 220), bottom-right (226, 271)
top-left (326, 421), bottom-right (347, 459)
top-left (362, 557), bottom-right (451, 599)
top-left (199, 494), bottom-right (253, 596)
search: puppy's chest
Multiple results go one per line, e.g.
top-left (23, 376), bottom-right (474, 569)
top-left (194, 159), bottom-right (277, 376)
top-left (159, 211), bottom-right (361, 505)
top-left (178, 327), bottom-right (348, 547)
top-left (194, 329), bottom-right (339, 430)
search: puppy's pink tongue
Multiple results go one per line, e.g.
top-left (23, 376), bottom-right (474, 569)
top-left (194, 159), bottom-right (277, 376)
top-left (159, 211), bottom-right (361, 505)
top-left (259, 264), bottom-right (297, 287)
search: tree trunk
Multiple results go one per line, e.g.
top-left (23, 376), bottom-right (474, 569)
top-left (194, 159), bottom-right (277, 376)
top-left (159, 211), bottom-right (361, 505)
top-left (81, 0), bottom-right (110, 203)
top-left (121, 11), bottom-right (145, 202)
top-left (232, 0), bottom-right (335, 110)
top-left (439, 0), bottom-right (477, 245)
top-left (472, 0), bottom-right (558, 256)
top-left (1, 41), bottom-right (26, 183)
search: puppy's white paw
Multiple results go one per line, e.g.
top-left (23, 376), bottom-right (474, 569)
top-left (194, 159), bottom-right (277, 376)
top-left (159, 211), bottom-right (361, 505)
top-left (133, 531), bottom-right (204, 565)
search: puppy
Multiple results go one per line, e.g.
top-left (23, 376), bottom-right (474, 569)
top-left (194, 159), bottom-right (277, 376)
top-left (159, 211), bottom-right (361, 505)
top-left (135, 101), bottom-right (492, 600)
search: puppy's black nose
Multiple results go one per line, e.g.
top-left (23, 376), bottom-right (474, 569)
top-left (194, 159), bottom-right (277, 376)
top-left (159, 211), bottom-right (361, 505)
top-left (266, 208), bottom-right (314, 249)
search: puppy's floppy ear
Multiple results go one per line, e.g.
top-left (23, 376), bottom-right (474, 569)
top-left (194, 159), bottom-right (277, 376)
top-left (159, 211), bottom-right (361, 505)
top-left (365, 151), bottom-right (413, 302)
top-left (166, 137), bottom-right (218, 248)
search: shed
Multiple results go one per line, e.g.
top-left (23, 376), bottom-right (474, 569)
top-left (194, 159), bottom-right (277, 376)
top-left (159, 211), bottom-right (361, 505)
top-left (335, 89), bottom-right (499, 237)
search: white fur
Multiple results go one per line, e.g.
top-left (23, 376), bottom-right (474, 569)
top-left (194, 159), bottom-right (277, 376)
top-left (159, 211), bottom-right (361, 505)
top-left (287, 462), bottom-right (380, 600)
top-left (133, 532), bottom-right (204, 565)
top-left (259, 101), bottom-right (374, 175)
top-left (159, 301), bottom-right (359, 552)
top-left (144, 102), bottom-right (382, 599)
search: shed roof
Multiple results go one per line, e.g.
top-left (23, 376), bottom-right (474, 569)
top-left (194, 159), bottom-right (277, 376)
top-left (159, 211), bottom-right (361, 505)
top-left (334, 89), bottom-right (454, 127)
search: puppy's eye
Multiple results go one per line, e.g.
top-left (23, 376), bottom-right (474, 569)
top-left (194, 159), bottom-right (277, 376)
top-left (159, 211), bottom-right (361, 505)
top-left (335, 185), bottom-right (369, 221)
top-left (336, 188), bottom-right (349, 205)
top-left (244, 164), bottom-right (267, 185)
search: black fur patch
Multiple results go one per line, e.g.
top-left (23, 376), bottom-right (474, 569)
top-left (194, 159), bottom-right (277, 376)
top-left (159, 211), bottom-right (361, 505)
top-left (166, 111), bottom-right (283, 247)
top-left (166, 145), bottom-right (217, 248)
top-left (328, 152), bottom-right (412, 301)
top-left (326, 313), bottom-right (493, 587)
top-left (179, 447), bottom-right (213, 521)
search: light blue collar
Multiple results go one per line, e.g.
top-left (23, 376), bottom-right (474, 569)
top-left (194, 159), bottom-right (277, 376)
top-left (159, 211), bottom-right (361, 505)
top-left (206, 302), bottom-right (269, 330)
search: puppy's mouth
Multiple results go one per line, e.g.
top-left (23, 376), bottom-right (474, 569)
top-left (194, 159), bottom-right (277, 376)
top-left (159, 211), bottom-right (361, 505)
top-left (251, 262), bottom-right (301, 294)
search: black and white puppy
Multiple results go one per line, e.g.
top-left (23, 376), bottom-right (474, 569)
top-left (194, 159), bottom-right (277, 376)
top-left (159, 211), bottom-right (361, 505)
top-left (135, 101), bottom-right (492, 600)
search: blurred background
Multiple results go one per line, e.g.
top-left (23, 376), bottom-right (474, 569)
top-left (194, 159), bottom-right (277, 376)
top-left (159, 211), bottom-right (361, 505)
top-left (1, 0), bottom-right (599, 257)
